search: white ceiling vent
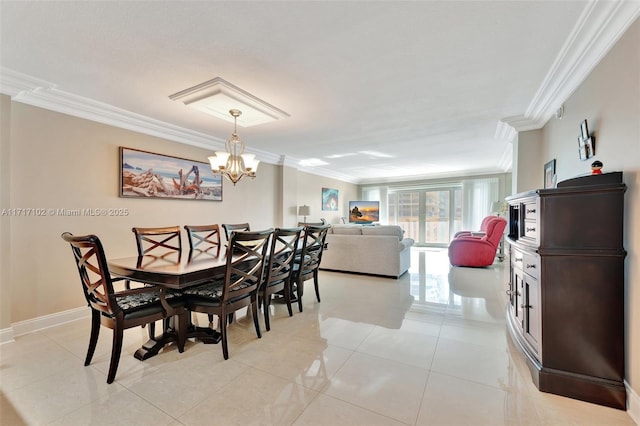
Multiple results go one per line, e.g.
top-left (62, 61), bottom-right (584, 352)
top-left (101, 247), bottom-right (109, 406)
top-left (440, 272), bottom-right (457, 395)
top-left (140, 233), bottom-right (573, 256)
top-left (169, 77), bottom-right (289, 127)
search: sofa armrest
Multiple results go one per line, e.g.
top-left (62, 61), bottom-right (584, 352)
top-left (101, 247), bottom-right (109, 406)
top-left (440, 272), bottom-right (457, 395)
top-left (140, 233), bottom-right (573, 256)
top-left (400, 238), bottom-right (415, 250)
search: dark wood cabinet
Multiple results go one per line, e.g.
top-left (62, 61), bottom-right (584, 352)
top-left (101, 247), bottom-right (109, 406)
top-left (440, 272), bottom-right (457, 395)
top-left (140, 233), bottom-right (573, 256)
top-left (505, 173), bottom-right (627, 410)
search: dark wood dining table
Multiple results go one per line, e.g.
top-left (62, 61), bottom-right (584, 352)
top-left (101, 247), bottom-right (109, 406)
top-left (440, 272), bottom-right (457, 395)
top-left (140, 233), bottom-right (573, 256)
top-left (108, 250), bottom-right (230, 360)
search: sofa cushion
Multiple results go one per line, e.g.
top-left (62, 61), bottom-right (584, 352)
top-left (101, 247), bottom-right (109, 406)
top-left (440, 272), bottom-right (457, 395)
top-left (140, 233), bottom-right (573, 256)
top-left (331, 226), bottom-right (363, 235)
top-left (361, 225), bottom-right (404, 240)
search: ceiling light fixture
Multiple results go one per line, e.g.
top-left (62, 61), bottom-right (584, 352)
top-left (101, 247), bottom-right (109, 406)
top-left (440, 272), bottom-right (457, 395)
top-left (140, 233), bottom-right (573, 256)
top-left (208, 109), bottom-right (259, 186)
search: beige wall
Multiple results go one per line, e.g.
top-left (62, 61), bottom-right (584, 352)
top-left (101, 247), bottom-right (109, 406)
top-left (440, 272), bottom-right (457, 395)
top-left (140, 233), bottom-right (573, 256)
top-left (513, 129), bottom-right (543, 193)
top-left (296, 171), bottom-right (358, 225)
top-left (1, 100), bottom-right (356, 324)
top-left (1, 95), bottom-right (11, 330)
top-left (524, 19), bottom-right (640, 404)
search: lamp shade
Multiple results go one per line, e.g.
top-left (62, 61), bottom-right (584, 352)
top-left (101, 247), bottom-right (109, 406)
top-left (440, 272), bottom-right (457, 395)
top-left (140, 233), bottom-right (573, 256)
top-left (298, 205), bottom-right (311, 216)
top-left (241, 153), bottom-right (259, 172)
top-left (491, 201), bottom-right (507, 215)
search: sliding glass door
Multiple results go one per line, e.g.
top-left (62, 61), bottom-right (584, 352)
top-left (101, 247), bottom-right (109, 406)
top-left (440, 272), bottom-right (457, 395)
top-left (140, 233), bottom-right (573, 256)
top-left (389, 187), bottom-right (462, 246)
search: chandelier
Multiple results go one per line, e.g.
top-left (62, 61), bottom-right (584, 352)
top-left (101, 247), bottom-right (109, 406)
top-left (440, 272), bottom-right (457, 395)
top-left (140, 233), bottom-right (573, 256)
top-left (208, 109), bottom-right (259, 186)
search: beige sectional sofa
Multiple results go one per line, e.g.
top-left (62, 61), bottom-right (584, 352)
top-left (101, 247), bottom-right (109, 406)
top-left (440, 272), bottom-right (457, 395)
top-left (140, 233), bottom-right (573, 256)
top-left (320, 225), bottom-right (414, 278)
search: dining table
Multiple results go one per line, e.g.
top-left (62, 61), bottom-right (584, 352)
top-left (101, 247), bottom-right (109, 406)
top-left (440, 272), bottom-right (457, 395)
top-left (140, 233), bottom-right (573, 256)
top-left (108, 249), bottom-right (230, 361)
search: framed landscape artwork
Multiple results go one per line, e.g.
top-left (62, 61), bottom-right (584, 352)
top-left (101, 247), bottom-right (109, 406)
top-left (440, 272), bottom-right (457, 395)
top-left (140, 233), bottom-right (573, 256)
top-left (322, 187), bottom-right (339, 211)
top-left (119, 147), bottom-right (223, 201)
top-left (349, 200), bottom-right (379, 223)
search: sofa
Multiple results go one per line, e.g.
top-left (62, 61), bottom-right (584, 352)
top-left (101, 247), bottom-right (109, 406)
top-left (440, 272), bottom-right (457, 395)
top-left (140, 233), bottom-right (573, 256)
top-left (320, 225), bottom-right (414, 278)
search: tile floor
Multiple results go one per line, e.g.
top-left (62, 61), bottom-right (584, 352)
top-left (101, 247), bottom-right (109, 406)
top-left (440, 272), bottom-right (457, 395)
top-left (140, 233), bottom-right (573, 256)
top-left (0, 248), bottom-right (635, 425)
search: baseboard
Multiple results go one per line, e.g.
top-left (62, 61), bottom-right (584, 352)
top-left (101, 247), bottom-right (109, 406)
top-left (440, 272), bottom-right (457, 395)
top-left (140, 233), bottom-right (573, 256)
top-left (9, 307), bottom-right (89, 339)
top-left (626, 380), bottom-right (640, 424)
top-left (0, 326), bottom-right (15, 345)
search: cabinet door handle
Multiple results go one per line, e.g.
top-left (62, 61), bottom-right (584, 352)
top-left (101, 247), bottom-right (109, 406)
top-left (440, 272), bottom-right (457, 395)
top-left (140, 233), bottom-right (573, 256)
top-left (506, 290), bottom-right (514, 296)
top-left (526, 264), bottom-right (536, 269)
top-left (526, 227), bottom-right (536, 232)
top-left (515, 258), bottom-right (523, 262)
top-left (526, 208), bottom-right (536, 214)
top-left (520, 304), bottom-right (532, 309)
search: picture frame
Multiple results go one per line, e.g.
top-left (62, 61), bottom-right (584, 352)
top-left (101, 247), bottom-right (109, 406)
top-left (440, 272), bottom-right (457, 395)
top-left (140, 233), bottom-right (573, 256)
top-left (580, 119), bottom-right (589, 140)
top-left (579, 144), bottom-right (588, 161)
top-left (322, 187), bottom-right (339, 211)
top-left (577, 134), bottom-right (595, 161)
top-left (544, 159), bottom-right (556, 189)
top-left (120, 147), bottom-right (222, 201)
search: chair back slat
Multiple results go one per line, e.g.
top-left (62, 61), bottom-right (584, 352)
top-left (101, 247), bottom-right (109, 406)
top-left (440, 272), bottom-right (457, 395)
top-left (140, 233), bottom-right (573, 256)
top-left (264, 227), bottom-right (304, 288)
top-left (185, 224), bottom-right (221, 257)
top-left (132, 226), bottom-right (182, 257)
top-left (298, 225), bottom-right (330, 276)
top-left (221, 223), bottom-right (250, 242)
top-left (223, 229), bottom-right (272, 302)
top-left (62, 232), bottom-right (118, 316)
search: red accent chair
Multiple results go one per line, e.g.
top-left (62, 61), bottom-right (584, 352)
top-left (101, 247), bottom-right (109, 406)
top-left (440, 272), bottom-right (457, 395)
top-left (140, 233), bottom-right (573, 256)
top-left (453, 215), bottom-right (495, 239)
top-left (448, 216), bottom-right (507, 267)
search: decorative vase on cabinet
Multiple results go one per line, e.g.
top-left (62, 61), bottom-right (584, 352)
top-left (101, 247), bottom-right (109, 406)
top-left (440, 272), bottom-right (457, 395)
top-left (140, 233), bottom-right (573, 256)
top-left (505, 172), bottom-right (626, 410)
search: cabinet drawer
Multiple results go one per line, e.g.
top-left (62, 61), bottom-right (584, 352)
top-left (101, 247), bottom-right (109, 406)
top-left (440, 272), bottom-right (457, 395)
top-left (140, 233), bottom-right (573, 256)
top-left (523, 220), bottom-right (538, 241)
top-left (523, 252), bottom-right (540, 280)
top-left (523, 202), bottom-right (538, 221)
top-left (511, 247), bottom-right (524, 270)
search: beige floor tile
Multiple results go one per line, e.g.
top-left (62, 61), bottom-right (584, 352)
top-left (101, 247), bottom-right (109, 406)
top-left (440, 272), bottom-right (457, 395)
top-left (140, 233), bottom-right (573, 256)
top-left (4, 364), bottom-right (124, 424)
top-left (178, 367), bottom-right (318, 426)
top-left (533, 391), bottom-right (636, 425)
top-left (49, 386), bottom-right (176, 426)
top-left (355, 325), bottom-right (439, 369)
top-left (430, 336), bottom-right (513, 389)
top-left (322, 352), bottom-right (429, 424)
top-left (417, 372), bottom-right (542, 426)
top-left (293, 393), bottom-right (407, 426)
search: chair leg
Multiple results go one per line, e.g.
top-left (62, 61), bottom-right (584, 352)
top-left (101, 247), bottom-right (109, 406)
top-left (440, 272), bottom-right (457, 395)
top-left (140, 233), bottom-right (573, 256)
top-left (285, 281), bottom-right (293, 317)
top-left (85, 310), bottom-right (101, 366)
top-left (297, 279), bottom-right (304, 313)
top-left (220, 313), bottom-right (229, 360)
top-left (263, 294), bottom-right (271, 332)
top-left (314, 270), bottom-right (321, 303)
top-left (107, 321), bottom-right (124, 384)
top-left (252, 299), bottom-right (262, 339)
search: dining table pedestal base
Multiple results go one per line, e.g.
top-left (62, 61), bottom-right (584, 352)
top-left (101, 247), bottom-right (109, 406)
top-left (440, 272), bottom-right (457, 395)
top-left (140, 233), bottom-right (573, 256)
top-left (133, 323), bottom-right (222, 361)
top-left (188, 325), bottom-right (222, 344)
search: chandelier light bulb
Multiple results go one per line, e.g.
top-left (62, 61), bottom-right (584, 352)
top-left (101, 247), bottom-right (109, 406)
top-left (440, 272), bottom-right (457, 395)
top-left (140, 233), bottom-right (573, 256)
top-left (209, 109), bottom-right (258, 185)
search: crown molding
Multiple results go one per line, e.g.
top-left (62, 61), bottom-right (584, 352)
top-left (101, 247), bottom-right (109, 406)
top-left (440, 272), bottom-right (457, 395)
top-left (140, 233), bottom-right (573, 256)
top-left (0, 67), bottom-right (283, 166)
top-left (496, 142), bottom-right (514, 171)
top-left (496, 0), bottom-right (640, 136)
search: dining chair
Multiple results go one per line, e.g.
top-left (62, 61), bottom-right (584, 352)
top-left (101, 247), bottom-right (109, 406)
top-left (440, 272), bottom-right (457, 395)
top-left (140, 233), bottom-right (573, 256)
top-left (260, 227), bottom-right (304, 331)
top-left (184, 224), bottom-right (222, 257)
top-left (221, 223), bottom-right (250, 242)
top-left (297, 219), bottom-right (326, 226)
top-left (293, 224), bottom-right (330, 312)
top-left (61, 232), bottom-right (186, 384)
top-left (184, 224), bottom-right (222, 326)
top-left (184, 228), bottom-right (273, 359)
top-left (131, 226), bottom-right (182, 338)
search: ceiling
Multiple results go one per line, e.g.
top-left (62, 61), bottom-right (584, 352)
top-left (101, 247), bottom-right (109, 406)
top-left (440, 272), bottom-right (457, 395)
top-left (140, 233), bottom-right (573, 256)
top-left (1, 1), bottom-right (636, 184)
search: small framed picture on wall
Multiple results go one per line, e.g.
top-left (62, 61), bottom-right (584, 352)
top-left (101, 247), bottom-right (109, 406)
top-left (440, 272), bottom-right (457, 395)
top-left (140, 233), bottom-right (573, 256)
top-left (544, 159), bottom-right (556, 189)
